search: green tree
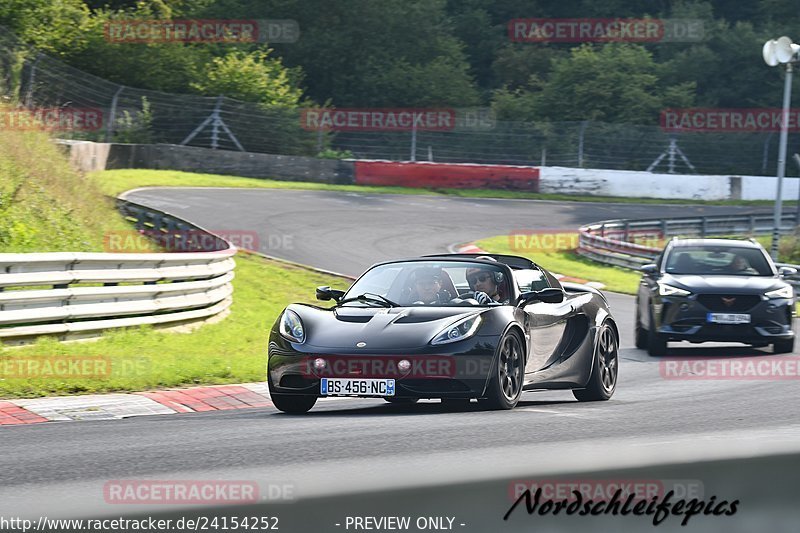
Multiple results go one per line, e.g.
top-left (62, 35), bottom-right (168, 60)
top-left (530, 44), bottom-right (695, 123)
top-left (190, 50), bottom-right (303, 108)
top-left (0, 0), bottom-right (92, 57)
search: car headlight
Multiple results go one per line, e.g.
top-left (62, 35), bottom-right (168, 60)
top-left (279, 309), bottom-right (306, 343)
top-left (658, 283), bottom-right (691, 297)
top-left (766, 285), bottom-right (794, 299)
top-left (431, 314), bottom-right (482, 345)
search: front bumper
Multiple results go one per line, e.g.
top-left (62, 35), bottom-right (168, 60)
top-left (655, 295), bottom-right (795, 343)
top-left (267, 335), bottom-right (499, 399)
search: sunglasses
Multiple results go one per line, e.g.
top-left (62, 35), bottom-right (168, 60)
top-left (467, 273), bottom-right (492, 285)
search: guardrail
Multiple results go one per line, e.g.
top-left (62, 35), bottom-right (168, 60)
top-left (0, 199), bottom-right (235, 344)
top-left (577, 212), bottom-right (800, 288)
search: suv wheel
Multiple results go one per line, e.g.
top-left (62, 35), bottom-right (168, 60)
top-left (646, 310), bottom-right (667, 357)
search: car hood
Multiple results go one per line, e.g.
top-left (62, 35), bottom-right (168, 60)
top-left (665, 274), bottom-right (784, 293)
top-left (291, 305), bottom-right (485, 350)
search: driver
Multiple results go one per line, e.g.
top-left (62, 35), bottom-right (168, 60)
top-left (466, 257), bottom-right (507, 303)
top-left (408, 267), bottom-right (452, 305)
top-left (728, 254), bottom-right (756, 274)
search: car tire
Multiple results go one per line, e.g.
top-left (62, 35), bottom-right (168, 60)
top-left (646, 310), bottom-right (667, 357)
top-left (481, 330), bottom-right (525, 410)
top-left (384, 397), bottom-right (419, 404)
top-left (634, 306), bottom-right (647, 349)
top-left (270, 392), bottom-right (317, 414)
top-left (773, 338), bottom-right (795, 354)
top-left (573, 321), bottom-right (618, 402)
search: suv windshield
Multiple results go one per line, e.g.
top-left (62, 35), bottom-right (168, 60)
top-left (344, 261), bottom-right (510, 306)
top-left (665, 245), bottom-right (773, 276)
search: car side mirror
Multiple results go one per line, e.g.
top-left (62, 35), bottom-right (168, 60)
top-left (779, 266), bottom-right (798, 277)
top-left (316, 286), bottom-right (345, 302)
top-left (517, 287), bottom-right (564, 306)
top-left (641, 264), bottom-right (659, 277)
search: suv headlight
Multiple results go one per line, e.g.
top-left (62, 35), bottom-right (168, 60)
top-left (658, 283), bottom-right (691, 297)
top-left (766, 286), bottom-right (794, 299)
top-left (279, 309), bottom-right (306, 343)
top-left (431, 315), bottom-right (482, 345)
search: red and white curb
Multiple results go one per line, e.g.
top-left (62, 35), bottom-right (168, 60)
top-left (2, 383), bottom-right (267, 426)
top-left (453, 243), bottom-right (606, 290)
top-left (0, 383), bottom-right (357, 426)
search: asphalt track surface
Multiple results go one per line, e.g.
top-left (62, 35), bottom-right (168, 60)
top-left (2, 188), bottom-right (799, 532)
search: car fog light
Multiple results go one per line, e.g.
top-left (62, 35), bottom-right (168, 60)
top-left (314, 358), bottom-right (327, 370)
top-left (398, 359), bottom-right (411, 372)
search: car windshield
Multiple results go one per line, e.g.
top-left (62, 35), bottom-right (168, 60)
top-left (343, 261), bottom-right (510, 306)
top-left (665, 246), bottom-right (773, 276)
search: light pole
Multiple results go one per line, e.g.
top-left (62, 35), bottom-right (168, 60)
top-left (763, 36), bottom-right (799, 260)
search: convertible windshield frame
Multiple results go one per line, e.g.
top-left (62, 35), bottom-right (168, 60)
top-left (343, 259), bottom-right (516, 307)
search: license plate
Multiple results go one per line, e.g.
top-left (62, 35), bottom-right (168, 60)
top-left (320, 378), bottom-right (395, 397)
top-left (707, 313), bottom-right (750, 324)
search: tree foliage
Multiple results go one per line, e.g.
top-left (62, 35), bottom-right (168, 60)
top-left (0, 0), bottom-right (798, 123)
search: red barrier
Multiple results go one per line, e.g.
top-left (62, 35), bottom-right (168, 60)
top-left (353, 161), bottom-right (539, 191)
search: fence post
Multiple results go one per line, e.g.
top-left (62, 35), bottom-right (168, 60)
top-left (210, 95), bottom-right (223, 150)
top-left (410, 122), bottom-right (417, 161)
top-left (24, 53), bottom-right (42, 108)
top-left (700, 216), bottom-right (707, 237)
top-left (105, 86), bottom-right (124, 143)
top-left (578, 120), bottom-right (588, 167)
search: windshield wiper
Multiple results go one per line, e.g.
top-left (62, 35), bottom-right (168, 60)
top-left (338, 292), bottom-right (399, 308)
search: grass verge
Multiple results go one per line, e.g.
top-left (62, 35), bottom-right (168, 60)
top-left (95, 168), bottom-right (799, 207)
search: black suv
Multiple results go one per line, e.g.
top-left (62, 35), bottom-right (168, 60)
top-left (636, 238), bottom-right (796, 356)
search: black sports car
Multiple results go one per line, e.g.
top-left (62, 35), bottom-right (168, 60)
top-left (636, 238), bottom-right (796, 356)
top-left (267, 254), bottom-right (618, 413)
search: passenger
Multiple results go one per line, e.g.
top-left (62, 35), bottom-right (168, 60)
top-left (465, 257), bottom-right (508, 303)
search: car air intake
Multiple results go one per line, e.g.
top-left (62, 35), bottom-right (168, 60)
top-left (697, 294), bottom-right (760, 312)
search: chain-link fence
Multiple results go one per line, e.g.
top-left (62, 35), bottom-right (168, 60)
top-left (1, 26), bottom-right (797, 176)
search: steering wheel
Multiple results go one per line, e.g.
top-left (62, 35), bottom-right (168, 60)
top-left (451, 291), bottom-right (492, 304)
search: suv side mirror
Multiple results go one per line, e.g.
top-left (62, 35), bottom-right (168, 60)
top-left (779, 266), bottom-right (798, 277)
top-left (516, 287), bottom-right (564, 306)
top-left (641, 264), bottom-right (659, 277)
top-left (316, 286), bottom-right (345, 301)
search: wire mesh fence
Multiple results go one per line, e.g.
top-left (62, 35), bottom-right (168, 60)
top-left (1, 25), bottom-right (797, 176)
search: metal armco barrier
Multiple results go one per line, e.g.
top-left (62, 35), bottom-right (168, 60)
top-left (577, 212), bottom-right (800, 288)
top-left (0, 199), bottom-right (235, 343)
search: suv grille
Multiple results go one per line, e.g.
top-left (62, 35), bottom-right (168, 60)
top-left (697, 294), bottom-right (761, 312)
